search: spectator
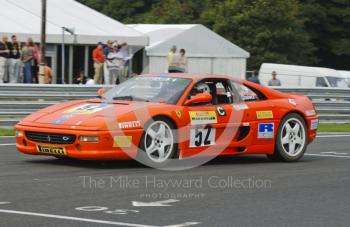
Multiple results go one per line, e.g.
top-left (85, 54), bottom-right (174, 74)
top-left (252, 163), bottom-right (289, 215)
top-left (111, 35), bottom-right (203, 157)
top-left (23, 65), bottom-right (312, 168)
top-left (86, 75), bottom-right (95, 86)
top-left (21, 38), bottom-right (35, 83)
top-left (105, 42), bottom-right (121, 85)
top-left (32, 39), bottom-right (40, 83)
top-left (8, 35), bottom-right (21, 83)
top-left (268, 71), bottom-right (282, 86)
top-left (117, 42), bottom-right (132, 83)
top-left (0, 35), bottom-right (10, 83)
top-left (74, 71), bottom-right (86, 85)
top-left (167, 45), bottom-right (180, 73)
top-left (92, 42), bottom-right (104, 84)
top-left (103, 40), bottom-right (114, 85)
top-left (248, 70), bottom-right (260, 84)
top-left (43, 63), bottom-right (52, 84)
top-left (178, 49), bottom-right (188, 73)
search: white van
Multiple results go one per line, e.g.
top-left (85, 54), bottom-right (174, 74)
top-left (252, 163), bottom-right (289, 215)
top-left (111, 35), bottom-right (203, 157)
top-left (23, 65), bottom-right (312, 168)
top-left (337, 71), bottom-right (350, 87)
top-left (259, 63), bottom-right (348, 88)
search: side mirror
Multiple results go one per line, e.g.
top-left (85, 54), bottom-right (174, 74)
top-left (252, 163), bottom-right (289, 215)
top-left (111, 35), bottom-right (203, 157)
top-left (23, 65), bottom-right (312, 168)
top-left (97, 88), bottom-right (106, 98)
top-left (184, 93), bottom-right (212, 106)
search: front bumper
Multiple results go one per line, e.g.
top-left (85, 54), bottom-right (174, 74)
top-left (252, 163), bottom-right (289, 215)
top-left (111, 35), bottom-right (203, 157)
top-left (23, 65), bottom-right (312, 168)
top-left (15, 124), bottom-right (143, 160)
top-left (306, 116), bottom-right (319, 143)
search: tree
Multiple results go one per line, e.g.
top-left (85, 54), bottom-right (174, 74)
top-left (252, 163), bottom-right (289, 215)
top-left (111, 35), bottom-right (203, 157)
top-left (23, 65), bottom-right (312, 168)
top-left (77, 0), bottom-right (349, 70)
top-left (142, 0), bottom-right (216, 23)
top-left (300, 0), bottom-right (350, 69)
top-left (77, 0), bottom-right (161, 23)
top-left (202, 0), bottom-right (316, 69)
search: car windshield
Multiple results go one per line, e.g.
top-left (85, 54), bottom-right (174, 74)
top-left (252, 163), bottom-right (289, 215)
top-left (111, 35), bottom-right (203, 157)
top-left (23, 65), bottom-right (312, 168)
top-left (326, 76), bottom-right (348, 88)
top-left (105, 76), bottom-right (192, 104)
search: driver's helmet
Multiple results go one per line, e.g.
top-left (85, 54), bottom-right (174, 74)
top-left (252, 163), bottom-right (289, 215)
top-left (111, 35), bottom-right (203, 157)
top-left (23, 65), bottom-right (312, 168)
top-left (194, 83), bottom-right (210, 94)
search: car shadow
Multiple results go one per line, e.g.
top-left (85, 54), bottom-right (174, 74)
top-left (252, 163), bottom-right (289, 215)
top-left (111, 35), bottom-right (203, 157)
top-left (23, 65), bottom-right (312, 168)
top-left (25, 157), bottom-right (145, 169)
top-left (24, 154), bottom-right (312, 170)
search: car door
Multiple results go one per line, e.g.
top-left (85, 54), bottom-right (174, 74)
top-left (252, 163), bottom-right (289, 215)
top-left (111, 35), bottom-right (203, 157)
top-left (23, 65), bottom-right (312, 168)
top-left (231, 81), bottom-right (277, 145)
top-left (181, 79), bottom-right (236, 158)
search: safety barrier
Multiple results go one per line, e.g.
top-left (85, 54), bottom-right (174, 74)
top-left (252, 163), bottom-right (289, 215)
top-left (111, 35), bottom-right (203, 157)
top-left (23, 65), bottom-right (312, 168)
top-left (0, 84), bottom-right (349, 126)
top-left (276, 87), bottom-right (350, 122)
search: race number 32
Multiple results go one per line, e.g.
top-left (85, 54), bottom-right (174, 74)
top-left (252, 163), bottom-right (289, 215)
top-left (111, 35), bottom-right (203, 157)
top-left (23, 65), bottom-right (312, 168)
top-left (190, 126), bottom-right (216, 147)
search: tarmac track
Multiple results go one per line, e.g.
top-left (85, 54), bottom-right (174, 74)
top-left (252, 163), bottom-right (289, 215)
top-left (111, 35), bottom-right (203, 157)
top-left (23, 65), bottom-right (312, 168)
top-left (0, 135), bottom-right (349, 227)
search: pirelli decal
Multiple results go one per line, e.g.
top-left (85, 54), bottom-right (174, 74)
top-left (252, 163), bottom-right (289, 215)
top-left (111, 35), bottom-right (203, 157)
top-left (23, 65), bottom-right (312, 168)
top-left (189, 111), bottom-right (217, 125)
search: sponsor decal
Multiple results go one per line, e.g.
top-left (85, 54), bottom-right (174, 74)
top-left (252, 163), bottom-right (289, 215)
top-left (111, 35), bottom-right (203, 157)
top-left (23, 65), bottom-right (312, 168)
top-left (288, 99), bottom-right (297, 106)
top-left (37, 145), bottom-right (66, 156)
top-left (256, 111), bottom-right (274, 119)
top-left (118, 121), bottom-right (141, 129)
top-left (233, 103), bottom-right (249, 111)
top-left (310, 119), bottom-right (319, 130)
top-left (190, 126), bottom-right (216, 148)
top-left (64, 104), bottom-right (108, 115)
top-left (113, 136), bottom-right (133, 148)
top-left (175, 110), bottom-right (182, 119)
top-left (52, 115), bottom-right (73, 125)
top-left (189, 111), bottom-right (217, 125)
top-left (306, 110), bottom-right (316, 116)
top-left (258, 123), bottom-right (274, 139)
top-left (216, 106), bottom-right (226, 116)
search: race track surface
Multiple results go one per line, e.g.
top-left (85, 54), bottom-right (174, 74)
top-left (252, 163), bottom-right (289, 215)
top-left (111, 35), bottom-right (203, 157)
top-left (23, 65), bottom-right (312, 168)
top-left (0, 136), bottom-right (349, 227)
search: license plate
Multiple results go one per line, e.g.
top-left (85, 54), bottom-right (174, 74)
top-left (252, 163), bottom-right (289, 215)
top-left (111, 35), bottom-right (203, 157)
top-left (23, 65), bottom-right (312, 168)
top-left (37, 145), bottom-right (67, 156)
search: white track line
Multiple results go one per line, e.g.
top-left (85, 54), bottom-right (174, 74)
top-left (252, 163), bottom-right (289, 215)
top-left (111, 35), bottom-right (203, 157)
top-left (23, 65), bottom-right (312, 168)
top-left (0, 209), bottom-right (199, 227)
top-left (0, 143), bottom-right (16, 146)
top-left (322, 152), bottom-right (348, 155)
top-left (305, 154), bottom-right (350, 158)
top-left (0, 209), bottom-right (158, 227)
top-left (317, 135), bottom-right (350, 138)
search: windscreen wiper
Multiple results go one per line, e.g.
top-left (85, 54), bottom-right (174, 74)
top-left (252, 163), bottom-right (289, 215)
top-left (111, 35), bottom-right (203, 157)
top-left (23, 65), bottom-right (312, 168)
top-left (113, 96), bottom-right (134, 101)
top-left (113, 96), bottom-right (150, 102)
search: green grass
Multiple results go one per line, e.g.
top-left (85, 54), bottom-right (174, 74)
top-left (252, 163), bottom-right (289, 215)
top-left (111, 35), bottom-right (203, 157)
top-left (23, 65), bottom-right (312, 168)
top-left (317, 123), bottom-right (350, 133)
top-left (0, 123), bottom-right (349, 137)
top-left (0, 128), bottom-right (15, 136)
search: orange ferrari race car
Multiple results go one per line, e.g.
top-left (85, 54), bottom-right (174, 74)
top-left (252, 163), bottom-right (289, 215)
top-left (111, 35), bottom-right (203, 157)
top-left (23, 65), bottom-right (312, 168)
top-left (15, 74), bottom-right (319, 167)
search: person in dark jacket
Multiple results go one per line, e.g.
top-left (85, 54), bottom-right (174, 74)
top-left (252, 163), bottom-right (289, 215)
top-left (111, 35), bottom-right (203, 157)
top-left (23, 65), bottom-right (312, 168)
top-left (248, 70), bottom-right (260, 84)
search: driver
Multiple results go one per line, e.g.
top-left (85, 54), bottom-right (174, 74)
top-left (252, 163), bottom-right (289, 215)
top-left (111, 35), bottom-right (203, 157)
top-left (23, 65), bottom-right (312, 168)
top-left (190, 83), bottom-right (210, 97)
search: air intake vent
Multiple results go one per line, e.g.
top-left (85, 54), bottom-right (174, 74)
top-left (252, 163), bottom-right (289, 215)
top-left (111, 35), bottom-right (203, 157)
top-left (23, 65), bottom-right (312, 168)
top-left (237, 126), bottom-right (250, 141)
top-left (25, 131), bottom-right (76, 144)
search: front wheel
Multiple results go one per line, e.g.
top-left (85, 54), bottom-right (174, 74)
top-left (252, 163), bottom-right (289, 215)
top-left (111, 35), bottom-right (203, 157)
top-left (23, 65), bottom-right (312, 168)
top-left (138, 118), bottom-right (177, 167)
top-left (268, 113), bottom-right (308, 162)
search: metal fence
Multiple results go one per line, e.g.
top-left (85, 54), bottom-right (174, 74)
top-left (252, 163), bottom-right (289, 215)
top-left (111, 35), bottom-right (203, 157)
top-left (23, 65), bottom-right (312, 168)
top-left (0, 84), bottom-right (349, 126)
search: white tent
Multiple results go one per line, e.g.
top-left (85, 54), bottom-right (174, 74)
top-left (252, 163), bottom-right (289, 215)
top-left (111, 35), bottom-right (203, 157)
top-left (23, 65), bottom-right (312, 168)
top-left (0, 0), bottom-right (148, 83)
top-left (128, 24), bottom-right (250, 78)
top-left (0, 0), bottom-right (148, 46)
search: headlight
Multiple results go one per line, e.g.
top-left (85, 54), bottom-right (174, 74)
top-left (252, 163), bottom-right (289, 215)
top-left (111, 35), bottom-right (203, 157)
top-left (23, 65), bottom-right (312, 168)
top-left (79, 136), bottom-right (99, 142)
top-left (16, 130), bottom-right (24, 137)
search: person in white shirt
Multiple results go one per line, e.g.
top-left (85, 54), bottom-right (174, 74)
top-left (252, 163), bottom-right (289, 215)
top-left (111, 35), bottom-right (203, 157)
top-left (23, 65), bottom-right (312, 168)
top-left (107, 43), bottom-right (132, 84)
top-left (167, 45), bottom-right (181, 73)
top-left (85, 76), bottom-right (95, 86)
top-left (105, 43), bottom-right (122, 85)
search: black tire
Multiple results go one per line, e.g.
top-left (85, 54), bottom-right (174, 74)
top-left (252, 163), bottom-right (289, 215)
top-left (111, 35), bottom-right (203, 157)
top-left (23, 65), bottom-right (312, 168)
top-left (268, 113), bottom-right (308, 162)
top-left (137, 117), bottom-right (178, 167)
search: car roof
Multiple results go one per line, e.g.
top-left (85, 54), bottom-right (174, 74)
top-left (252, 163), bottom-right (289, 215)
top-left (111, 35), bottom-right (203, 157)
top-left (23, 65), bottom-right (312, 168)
top-left (141, 73), bottom-right (243, 83)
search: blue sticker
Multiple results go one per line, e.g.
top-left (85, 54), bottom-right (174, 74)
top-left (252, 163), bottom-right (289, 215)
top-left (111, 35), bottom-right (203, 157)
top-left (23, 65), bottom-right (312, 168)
top-left (258, 123), bottom-right (274, 139)
top-left (52, 115), bottom-right (73, 125)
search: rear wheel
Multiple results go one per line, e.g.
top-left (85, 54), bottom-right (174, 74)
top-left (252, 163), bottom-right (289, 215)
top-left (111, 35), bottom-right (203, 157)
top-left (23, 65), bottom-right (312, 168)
top-left (138, 118), bottom-right (177, 167)
top-left (268, 113), bottom-right (308, 162)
